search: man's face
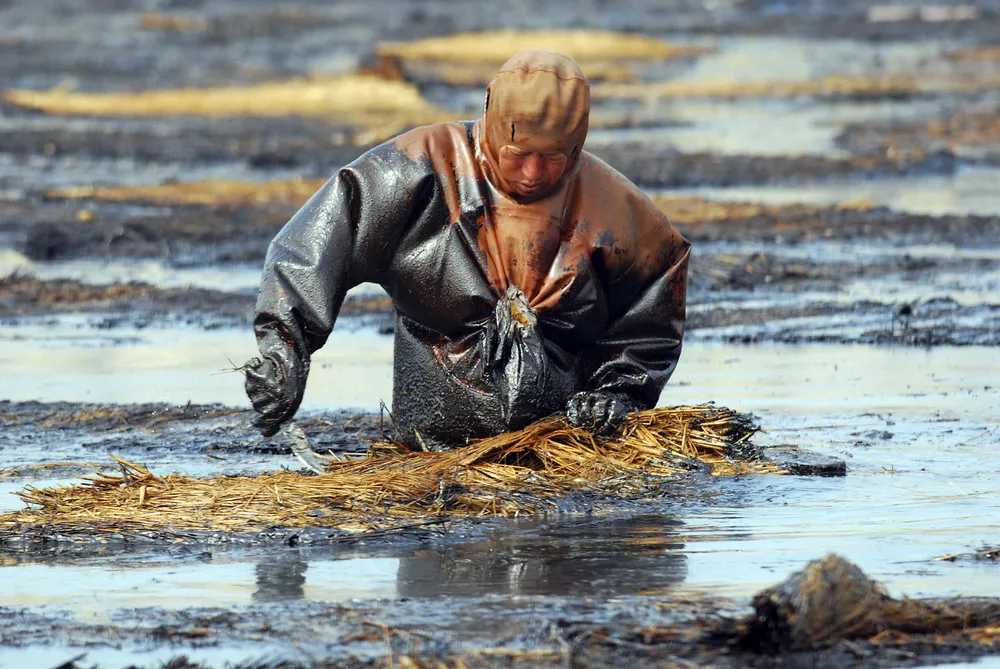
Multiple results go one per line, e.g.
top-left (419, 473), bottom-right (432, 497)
top-left (497, 145), bottom-right (569, 199)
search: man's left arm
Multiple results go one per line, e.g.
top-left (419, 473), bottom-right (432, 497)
top-left (568, 232), bottom-right (691, 434)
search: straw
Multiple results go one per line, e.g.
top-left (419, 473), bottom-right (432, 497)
top-left (376, 30), bottom-right (711, 64)
top-left (2, 405), bottom-right (779, 536)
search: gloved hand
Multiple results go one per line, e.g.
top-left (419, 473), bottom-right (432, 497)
top-left (566, 391), bottom-right (634, 437)
top-left (244, 354), bottom-right (303, 438)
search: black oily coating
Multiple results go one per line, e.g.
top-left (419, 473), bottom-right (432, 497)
top-left (250, 122), bottom-right (686, 450)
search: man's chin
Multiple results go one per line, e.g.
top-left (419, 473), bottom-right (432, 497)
top-left (512, 183), bottom-right (551, 200)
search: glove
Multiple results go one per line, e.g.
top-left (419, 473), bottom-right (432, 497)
top-left (566, 391), bottom-right (634, 437)
top-left (244, 353), bottom-right (304, 438)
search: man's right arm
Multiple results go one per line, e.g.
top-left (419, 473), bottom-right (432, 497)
top-left (245, 145), bottom-right (426, 436)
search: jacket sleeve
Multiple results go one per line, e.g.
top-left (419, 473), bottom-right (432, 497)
top-left (252, 142), bottom-right (428, 393)
top-left (587, 232), bottom-right (691, 409)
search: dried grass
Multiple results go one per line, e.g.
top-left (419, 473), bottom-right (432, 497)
top-left (651, 196), bottom-right (875, 227)
top-left (137, 12), bottom-right (206, 32)
top-left (376, 30), bottom-right (711, 64)
top-left (372, 30), bottom-right (710, 87)
top-left (949, 46), bottom-right (1000, 62)
top-left (389, 59), bottom-right (639, 86)
top-left (594, 73), bottom-right (1000, 100)
top-left (2, 406), bottom-right (778, 535)
top-left (46, 178), bottom-right (327, 208)
top-left (3, 75), bottom-right (453, 143)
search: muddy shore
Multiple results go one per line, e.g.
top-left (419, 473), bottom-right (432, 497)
top-left (2, 593), bottom-right (998, 669)
top-left (0, 549), bottom-right (997, 669)
top-left (5, 266), bottom-right (999, 346)
top-left (3, 0), bottom-right (1000, 666)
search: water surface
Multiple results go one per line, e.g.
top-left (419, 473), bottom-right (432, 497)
top-left (3, 337), bottom-right (997, 608)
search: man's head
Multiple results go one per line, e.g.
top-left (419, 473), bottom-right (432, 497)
top-left (481, 50), bottom-right (590, 201)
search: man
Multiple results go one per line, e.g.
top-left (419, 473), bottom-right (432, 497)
top-left (245, 50), bottom-right (690, 450)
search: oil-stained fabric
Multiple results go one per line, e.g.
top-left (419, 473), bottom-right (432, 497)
top-left (252, 121), bottom-right (690, 450)
top-left (480, 50), bottom-right (590, 198)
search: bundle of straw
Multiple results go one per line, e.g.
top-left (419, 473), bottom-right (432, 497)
top-left (3, 405), bottom-right (775, 536)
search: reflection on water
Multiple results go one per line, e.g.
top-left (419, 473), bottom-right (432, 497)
top-left (27, 258), bottom-right (388, 297)
top-left (698, 241), bottom-right (1000, 264)
top-left (253, 553), bottom-right (308, 603)
top-left (0, 557), bottom-right (398, 613)
top-left (589, 101), bottom-right (846, 157)
top-left (665, 343), bottom-right (1000, 598)
top-left (592, 97), bottom-right (950, 158)
top-left (678, 37), bottom-right (945, 84)
top-left (1, 515), bottom-right (686, 613)
top-left (396, 515), bottom-right (687, 598)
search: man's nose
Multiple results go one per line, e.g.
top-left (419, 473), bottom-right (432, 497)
top-left (522, 154), bottom-right (543, 181)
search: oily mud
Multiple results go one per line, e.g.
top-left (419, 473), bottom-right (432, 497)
top-left (0, 556), bottom-right (998, 669)
top-left (0, 122), bottom-right (963, 186)
top-left (0, 400), bottom-right (388, 466)
top-left (0, 113), bottom-right (371, 170)
top-left (3, 0), bottom-right (1000, 667)
top-left (2, 342), bottom-right (998, 667)
top-left (4, 1), bottom-right (1000, 94)
top-left (0, 274), bottom-right (255, 328)
top-left (0, 274), bottom-right (392, 330)
top-left (838, 109), bottom-right (1000, 167)
top-left (1, 198), bottom-right (296, 264)
top-left (5, 179), bottom-right (996, 266)
top-left (6, 185), bottom-right (999, 271)
top-left (5, 242), bottom-right (998, 345)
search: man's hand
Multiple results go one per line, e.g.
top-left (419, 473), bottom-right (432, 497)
top-left (566, 391), bottom-right (634, 437)
top-left (244, 356), bottom-right (296, 438)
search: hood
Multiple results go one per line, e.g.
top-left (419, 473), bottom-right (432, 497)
top-left (477, 50), bottom-right (591, 201)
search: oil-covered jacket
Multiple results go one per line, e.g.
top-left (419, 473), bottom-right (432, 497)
top-left (253, 120), bottom-right (690, 449)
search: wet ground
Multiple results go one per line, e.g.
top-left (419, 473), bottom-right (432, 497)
top-left (2, 0), bottom-right (1000, 667)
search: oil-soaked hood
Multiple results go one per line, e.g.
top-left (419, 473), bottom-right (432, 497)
top-left (478, 50), bottom-right (590, 199)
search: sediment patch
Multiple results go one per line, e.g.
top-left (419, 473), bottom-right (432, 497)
top-left (838, 110), bottom-right (1000, 164)
top-left (0, 274), bottom-right (390, 330)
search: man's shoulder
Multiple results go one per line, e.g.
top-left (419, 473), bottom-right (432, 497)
top-left (575, 151), bottom-right (668, 222)
top-left (390, 121), bottom-right (475, 162)
top-left (346, 121), bottom-right (475, 185)
top-left (573, 151), bottom-right (688, 279)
